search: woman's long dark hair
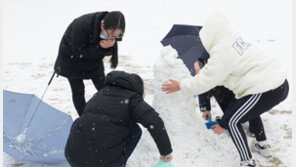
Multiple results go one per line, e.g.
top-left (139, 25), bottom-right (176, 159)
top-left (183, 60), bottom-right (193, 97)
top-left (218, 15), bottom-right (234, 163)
top-left (110, 42), bottom-right (118, 68)
top-left (103, 11), bottom-right (125, 69)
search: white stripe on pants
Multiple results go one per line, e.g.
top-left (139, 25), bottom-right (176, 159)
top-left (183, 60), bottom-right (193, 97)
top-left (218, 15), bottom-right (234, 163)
top-left (228, 94), bottom-right (262, 161)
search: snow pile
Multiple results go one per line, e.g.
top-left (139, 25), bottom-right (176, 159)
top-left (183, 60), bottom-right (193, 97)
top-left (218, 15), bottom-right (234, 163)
top-left (152, 45), bottom-right (197, 128)
top-left (128, 46), bottom-right (239, 167)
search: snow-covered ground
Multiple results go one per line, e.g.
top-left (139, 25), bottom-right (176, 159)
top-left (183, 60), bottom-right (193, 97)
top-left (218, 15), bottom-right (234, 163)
top-left (3, 0), bottom-right (292, 166)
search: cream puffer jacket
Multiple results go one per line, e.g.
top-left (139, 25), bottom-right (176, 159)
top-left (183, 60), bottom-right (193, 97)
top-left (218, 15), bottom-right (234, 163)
top-left (180, 13), bottom-right (287, 99)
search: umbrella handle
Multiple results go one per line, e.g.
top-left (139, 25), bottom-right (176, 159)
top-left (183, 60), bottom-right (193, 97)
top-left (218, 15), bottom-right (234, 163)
top-left (22, 71), bottom-right (57, 132)
top-left (48, 72), bottom-right (57, 85)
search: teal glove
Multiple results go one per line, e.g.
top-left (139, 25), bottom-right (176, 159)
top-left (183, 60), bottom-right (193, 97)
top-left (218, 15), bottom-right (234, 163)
top-left (150, 160), bottom-right (172, 167)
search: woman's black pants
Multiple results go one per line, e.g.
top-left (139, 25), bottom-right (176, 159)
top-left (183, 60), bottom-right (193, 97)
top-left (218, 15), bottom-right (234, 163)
top-left (68, 75), bottom-right (105, 116)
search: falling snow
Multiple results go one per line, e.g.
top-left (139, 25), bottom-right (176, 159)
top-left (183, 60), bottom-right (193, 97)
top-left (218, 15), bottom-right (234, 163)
top-left (2, 0), bottom-right (292, 167)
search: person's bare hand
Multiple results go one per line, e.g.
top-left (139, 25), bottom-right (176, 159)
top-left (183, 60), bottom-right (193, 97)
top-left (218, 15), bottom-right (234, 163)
top-left (202, 110), bottom-right (212, 120)
top-left (212, 124), bottom-right (225, 134)
top-left (100, 39), bottom-right (116, 48)
top-left (194, 61), bottom-right (201, 75)
top-left (161, 79), bottom-right (180, 94)
top-left (160, 154), bottom-right (173, 162)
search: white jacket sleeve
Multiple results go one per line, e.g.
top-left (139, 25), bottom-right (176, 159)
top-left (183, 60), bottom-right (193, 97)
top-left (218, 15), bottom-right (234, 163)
top-left (180, 50), bottom-right (230, 95)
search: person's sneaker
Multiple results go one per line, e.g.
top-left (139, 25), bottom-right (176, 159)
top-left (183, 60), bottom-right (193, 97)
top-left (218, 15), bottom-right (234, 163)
top-left (240, 159), bottom-right (256, 167)
top-left (251, 140), bottom-right (271, 157)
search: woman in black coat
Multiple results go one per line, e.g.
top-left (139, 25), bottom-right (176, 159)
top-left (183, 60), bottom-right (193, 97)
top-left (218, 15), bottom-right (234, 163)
top-left (65, 71), bottom-right (173, 167)
top-left (54, 11), bottom-right (125, 116)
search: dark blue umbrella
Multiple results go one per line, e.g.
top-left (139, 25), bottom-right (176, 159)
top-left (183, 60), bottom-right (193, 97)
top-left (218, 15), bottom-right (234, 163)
top-left (161, 24), bottom-right (210, 76)
top-left (3, 90), bottom-right (73, 164)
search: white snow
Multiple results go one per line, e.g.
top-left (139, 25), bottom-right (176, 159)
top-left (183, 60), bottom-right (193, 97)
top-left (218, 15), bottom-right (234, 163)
top-left (150, 46), bottom-right (238, 166)
top-left (3, 0), bottom-right (292, 166)
top-left (15, 134), bottom-right (26, 143)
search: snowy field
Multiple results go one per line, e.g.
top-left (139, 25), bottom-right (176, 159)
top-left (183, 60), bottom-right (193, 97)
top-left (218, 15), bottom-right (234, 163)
top-left (3, 0), bottom-right (292, 166)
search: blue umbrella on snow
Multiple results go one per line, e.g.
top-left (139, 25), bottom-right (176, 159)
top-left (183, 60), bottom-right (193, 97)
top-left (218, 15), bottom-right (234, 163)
top-left (161, 24), bottom-right (210, 76)
top-left (3, 90), bottom-right (73, 164)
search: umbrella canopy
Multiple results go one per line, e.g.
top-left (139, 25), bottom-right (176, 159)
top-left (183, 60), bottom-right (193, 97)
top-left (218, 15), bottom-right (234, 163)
top-left (161, 24), bottom-right (210, 76)
top-left (3, 90), bottom-right (73, 164)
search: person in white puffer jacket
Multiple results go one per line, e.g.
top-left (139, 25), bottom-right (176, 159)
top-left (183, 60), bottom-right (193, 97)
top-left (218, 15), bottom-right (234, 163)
top-left (162, 13), bottom-right (289, 167)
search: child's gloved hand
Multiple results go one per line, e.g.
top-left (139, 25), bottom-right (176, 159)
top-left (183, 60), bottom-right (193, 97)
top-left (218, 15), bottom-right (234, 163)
top-left (160, 154), bottom-right (173, 162)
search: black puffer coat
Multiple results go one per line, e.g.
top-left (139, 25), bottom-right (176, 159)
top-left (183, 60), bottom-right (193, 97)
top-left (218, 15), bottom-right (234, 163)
top-left (65, 71), bottom-right (173, 167)
top-left (54, 12), bottom-right (114, 79)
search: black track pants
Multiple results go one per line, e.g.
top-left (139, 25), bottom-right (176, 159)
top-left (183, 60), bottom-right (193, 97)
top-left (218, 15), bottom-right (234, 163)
top-left (220, 80), bottom-right (289, 161)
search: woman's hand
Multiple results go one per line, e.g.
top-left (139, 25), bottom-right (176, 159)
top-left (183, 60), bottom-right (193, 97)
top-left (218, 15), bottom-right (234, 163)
top-left (161, 79), bottom-right (180, 94)
top-left (202, 110), bottom-right (212, 120)
top-left (194, 61), bottom-right (201, 75)
top-left (160, 154), bottom-right (173, 162)
top-left (212, 124), bottom-right (225, 134)
top-left (100, 39), bottom-right (116, 48)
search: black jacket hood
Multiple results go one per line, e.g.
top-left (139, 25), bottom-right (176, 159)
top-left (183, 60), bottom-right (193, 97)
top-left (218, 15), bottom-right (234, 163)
top-left (105, 71), bottom-right (144, 96)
